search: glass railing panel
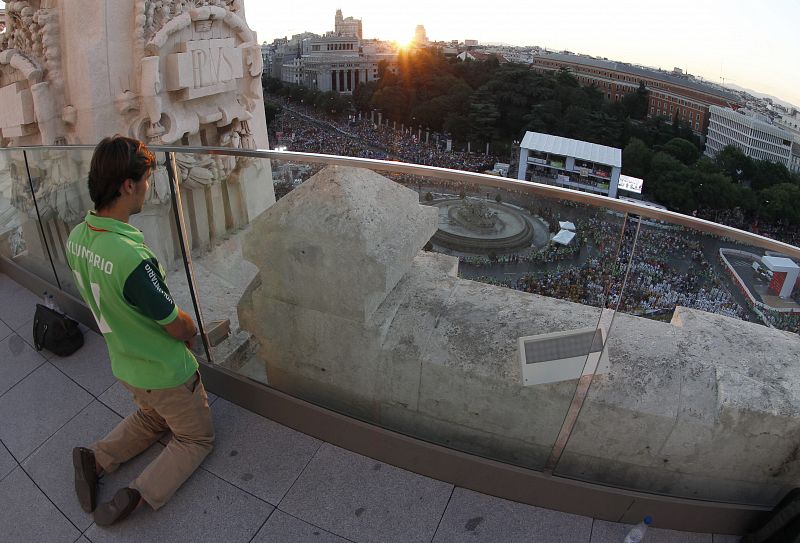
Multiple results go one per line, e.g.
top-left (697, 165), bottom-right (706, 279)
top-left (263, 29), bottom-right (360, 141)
top-left (181, 151), bottom-right (635, 472)
top-left (19, 147), bottom-right (211, 364)
top-left (164, 151), bottom-right (277, 367)
top-left (554, 215), bottom-right (800, 506)
top-left (0, 148), bottom-right (61, 287)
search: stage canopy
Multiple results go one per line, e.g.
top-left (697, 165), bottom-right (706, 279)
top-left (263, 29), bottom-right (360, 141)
top-left (552, 229), bottom-right (576, 246)
top-left (559, 221), bottom-right (576, 231)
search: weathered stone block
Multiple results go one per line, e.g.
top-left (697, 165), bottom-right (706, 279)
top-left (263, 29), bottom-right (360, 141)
top-left (241, 166), bottom-right (438, 322)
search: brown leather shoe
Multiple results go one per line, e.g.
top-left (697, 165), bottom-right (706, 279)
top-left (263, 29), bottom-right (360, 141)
top-left (72, 447), bottom-right (98, 513)
top-left (94, 487), bottom-right (141, 526)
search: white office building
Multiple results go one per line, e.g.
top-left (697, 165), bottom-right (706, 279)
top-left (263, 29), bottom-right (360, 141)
top-left (517, 132), bottom-right (622, 198)
top-left (705, 106), bottom-right (796, 170)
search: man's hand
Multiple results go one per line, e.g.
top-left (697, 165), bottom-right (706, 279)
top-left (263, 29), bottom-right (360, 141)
top-left (163, 309), bottom-right (198, 343)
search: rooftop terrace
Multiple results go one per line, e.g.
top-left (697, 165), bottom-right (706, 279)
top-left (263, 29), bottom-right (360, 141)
top-left (2, 146), bottom-right (799, 540)
top-left (0, 271), bottom-right (744, 543)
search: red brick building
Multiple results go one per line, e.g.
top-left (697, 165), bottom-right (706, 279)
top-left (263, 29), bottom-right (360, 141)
top-left (531, 53), bottom-right (741, 134)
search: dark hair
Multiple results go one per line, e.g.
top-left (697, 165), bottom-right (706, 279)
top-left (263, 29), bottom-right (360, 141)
top-left (88, 136), bottom-right (156, 211)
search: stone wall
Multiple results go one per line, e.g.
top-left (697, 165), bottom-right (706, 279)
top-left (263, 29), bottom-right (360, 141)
top-left (238, 165), bottom-right (800, 505)
top-left (0, 1), bottom-right (275, 275)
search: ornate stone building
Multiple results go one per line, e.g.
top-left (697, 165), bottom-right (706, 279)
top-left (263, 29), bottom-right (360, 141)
top-left (0, 0), bottom-right (275, 275)
top-left (334, 9), bottom-right (361, 40)
top-left (277, 11), bottom-right (398, 95)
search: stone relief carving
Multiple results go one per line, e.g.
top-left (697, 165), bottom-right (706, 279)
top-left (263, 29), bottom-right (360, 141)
top-left (0, 1), bottom-right (65, 146)
top-left (146, 163), bottom-right (174, 206)
top-left (175, 152), bottom-right (219, 190)
top-left (132, 0), bottom-right (260, 151)
top-left (9, 226), bottom-right (26, 257)
top-left (8, 149), bottom-right (85, 224)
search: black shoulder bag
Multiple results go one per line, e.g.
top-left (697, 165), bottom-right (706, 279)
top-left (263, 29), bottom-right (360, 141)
top-left (32, 304), bottom-right (84, 357)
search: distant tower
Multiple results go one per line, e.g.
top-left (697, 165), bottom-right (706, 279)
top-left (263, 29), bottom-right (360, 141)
top-left (334, 9), bottom-right (363, 40)
top-left (413, 25), bottom-right (428, 45)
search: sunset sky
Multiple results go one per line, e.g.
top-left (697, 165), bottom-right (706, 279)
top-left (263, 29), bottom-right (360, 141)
top-left (0, 1), bottom-right (796, 107)
top-left (242, 0), bottom-right (800, 109)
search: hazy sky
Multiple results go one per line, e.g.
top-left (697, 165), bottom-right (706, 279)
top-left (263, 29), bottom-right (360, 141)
top-left (0, 1), bottom-right (796, 107)
top-left (242, 0), bottom-right (800, 108)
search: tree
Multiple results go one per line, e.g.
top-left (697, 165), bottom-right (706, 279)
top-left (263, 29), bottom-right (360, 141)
top-left (652, 170), bottom-right (696, 213)
top-left (750, 159), bottom-right (793, 192)
top-left (556, 67), bottom-right (579, 87)
top-left (353, 80), bottom-right (378, 112)
top-left (661, 137), bottom-right (700, 165)
top-left (714, 145), bottom-right (753, 183)
top-left (622, 138), bottom-right (653, 179)
top-left (758, 183), bottom-right (800, 224)
top-left (444, 113), bottom-right (471, 142)
top-left (262, 77), bottom-right (283, 94)
top-left (693, 171), bottom-right (737, 210)
top-left (523, 100), bottom-right (561, 134)
top-left (263, 101), bottom-right (281, 125)
top-left (648, 151), bottom-right (686, 183)
top-left (467, 90), bottom-right (500, 145)
top-left (370, 86), bottom-right (409, 121)
top-left (621, 82), bottom-right (649, 120)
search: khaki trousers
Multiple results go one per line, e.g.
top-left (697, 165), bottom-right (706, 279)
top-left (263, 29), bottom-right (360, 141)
top-left (91, 371), bottom-right (215, 510)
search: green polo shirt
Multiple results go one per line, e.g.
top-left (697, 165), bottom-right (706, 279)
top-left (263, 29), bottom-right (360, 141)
top-left (66, 212), bottom-right (197, 389)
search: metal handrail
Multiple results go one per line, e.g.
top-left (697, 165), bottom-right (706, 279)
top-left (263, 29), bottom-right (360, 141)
top-left (7, 144), bottom-right (800, 258)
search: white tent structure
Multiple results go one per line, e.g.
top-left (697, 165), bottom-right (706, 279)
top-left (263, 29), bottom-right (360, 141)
top-left (517, 131), bottom-right (623, 197)
top-left (552, 229), bottom-right (576, 246)
top-left (762, 256), bottom-right (800, 298)
top-left (559, 221), bottom-right (576, 231)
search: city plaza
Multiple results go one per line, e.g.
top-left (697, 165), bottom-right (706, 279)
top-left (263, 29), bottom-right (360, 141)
top-left (0, 2), bottom-right (798, 541)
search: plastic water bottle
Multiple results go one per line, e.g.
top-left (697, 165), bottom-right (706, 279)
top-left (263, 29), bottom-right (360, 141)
top-left (623, 516), bottom-right (652, 543)
top-left (49, 294), bottom-right (62, 313)
top-left (43, 291), bottom-right (55, 310)
top-left (43, 291), bottom-right (61, 313)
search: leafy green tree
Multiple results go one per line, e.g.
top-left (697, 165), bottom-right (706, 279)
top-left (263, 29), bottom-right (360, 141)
top-left (649, 151), bottom-right (686, 183)
top-left (693, 156), bottom-right (722, 175)
top-left (759, 183), bottom-right (800, 224)
top-left (370, 86), bottom-right (409, 121)
top-left (467, 89), bottom-right (500, 144)
top-left (556, 68), bottom-right (579, 87)
top-left (353, 80), bottom-right (378, 112)
top-left (652, 170), bottom-right (696, 213)
top-left (523, 100), bottom-right (561, 133)
top-left (262, 77), bottom-right (283, 94)
top-left (750, 159), bottom-right (793, 191)
top-left (444, 113), bottom-right (471, 142)
top-left (622, 137), bottom-right (653, 179)
top-left (693, 171), bottom-right (737, 210)
top-left (621, 82), bottom-right (649, 120)
top-left (263, 101), bottom-right (281, 125)
top-left (661, 137), bottom-right (700, 165)
top-left (714, 145), bottom-right (753, 183)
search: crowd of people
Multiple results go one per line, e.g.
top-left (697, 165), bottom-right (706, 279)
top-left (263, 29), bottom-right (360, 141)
top-left (697, 207), bottom-right (800, 249)
top-left (268, 98), bottom-right (498, 173)
top-left (456, 203), bottom-right (749, 323)
top-left (271, 110), bottom-right (389, 160)
top-left (264, 97), bottom-right (794, 333)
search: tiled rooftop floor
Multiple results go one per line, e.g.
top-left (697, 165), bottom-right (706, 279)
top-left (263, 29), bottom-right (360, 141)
top-left (0, 272), bottom-right (742, 542)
